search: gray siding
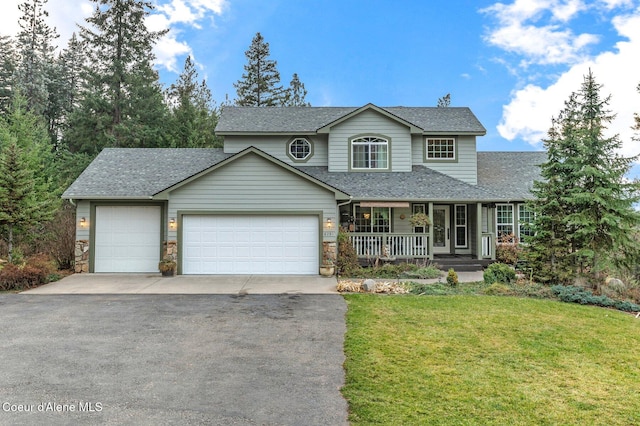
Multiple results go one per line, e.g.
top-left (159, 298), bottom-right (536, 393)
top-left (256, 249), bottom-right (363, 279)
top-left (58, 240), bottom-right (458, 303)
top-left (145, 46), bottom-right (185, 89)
top-left (328, 109), bottom-right (412, 172)
top-left (223, 135), bottom-right (328, 166)
top-left (75, 200), bottom-right (91, 240)
top-left (167, 153), bottom-right (338, 242)
top-left (412, 134), bottom-right (478, 184)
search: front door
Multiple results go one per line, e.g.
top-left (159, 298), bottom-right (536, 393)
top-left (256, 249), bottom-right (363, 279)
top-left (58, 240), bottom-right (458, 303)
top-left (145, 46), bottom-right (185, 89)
top-left (433, 205), bottom-right (450, 254)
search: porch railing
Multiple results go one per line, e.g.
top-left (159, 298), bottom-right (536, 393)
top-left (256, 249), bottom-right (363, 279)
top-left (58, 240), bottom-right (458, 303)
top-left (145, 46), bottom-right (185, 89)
top-left (481, 232), bottom-right (494, 259)
top-left (349, 233), bottom-right (430, 259)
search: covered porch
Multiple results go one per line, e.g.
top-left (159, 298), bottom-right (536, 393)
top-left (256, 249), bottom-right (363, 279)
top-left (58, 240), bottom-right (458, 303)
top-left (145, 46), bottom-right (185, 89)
top-left (340, 201), bottom-right (496, 261)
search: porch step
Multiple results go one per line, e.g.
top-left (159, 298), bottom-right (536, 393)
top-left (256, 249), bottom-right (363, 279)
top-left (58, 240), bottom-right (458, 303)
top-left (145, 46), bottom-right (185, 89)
top-left (432, 257), bottom-right (490, 272)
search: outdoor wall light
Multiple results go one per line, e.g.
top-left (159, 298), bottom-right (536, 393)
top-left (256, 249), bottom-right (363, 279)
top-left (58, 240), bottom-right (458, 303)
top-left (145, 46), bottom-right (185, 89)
top-left (326, 217), bottom-right (333, 228)
top-left (79, 217), bottom-right (87, 227)
top-left (363, 213), bottom-right (371, 220)
top-left (169, 218), bottom-right (177, 229)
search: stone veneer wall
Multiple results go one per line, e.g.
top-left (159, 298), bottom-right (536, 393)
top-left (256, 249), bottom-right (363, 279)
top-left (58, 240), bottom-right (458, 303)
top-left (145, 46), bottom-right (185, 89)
top-left (75, 240), bottom-right (89, 273)
top-left (163, 240), bottom-right (177, 260)
top-left (322, 241), bottom-right (336, 265)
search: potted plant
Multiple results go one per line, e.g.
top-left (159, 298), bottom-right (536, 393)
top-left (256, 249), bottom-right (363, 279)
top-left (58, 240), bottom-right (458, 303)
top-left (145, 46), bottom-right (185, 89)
top-left (319, 259), bottom-right (335, 277)
top-left (409, 212), bottom-right (431, 228)
top-left (158, 255), bottom-right (176, 277)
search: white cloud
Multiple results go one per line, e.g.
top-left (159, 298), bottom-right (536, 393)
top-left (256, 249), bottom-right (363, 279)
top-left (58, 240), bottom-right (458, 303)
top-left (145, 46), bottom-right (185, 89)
top-left (0, 0), bottom-right (227, 73)
top-left (497, 8), bottom-right (640, 158)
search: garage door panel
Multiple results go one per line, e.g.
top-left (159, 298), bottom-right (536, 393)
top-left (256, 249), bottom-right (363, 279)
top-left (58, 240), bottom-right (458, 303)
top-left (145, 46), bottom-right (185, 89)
top-left (183, 215), bottom-right (319, 275)
top-left (95, 206), bottom-right (161, 273)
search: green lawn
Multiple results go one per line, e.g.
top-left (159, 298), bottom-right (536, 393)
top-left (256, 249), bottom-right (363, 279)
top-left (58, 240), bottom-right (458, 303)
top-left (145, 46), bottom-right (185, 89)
top-left (342, 295), bottom-right (640, 425)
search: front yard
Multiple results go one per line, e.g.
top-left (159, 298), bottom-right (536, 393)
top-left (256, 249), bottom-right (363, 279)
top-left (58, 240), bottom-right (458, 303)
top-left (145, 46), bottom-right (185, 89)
top-left (342, 294), bottom-right (640, 425)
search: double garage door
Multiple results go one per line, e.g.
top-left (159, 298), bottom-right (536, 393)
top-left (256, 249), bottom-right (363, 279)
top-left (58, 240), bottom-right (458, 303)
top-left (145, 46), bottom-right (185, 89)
top-left (94, 207), bottom-right (319, 275)
top-left (183, 215), bottom-right (319, 275)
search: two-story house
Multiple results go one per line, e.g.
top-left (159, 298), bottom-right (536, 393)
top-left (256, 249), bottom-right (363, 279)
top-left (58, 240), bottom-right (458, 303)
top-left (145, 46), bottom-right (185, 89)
top-left (63, 103), bottom-right (545, 275)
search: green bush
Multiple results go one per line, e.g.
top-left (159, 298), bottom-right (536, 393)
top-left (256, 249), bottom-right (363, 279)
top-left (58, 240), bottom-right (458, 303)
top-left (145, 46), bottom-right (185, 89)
top-left (551, 285), bottom-right (640, 312)
top-left (483, 283), bottom-right (513, 296)
top-left (407, 282), bottom-right (453, 296)
top-left (484, 263), bottom-right (516, 285)
top-left (401, 265), bottom-right (442, 279)
top-left (446, 268), bottom-right (458, 287)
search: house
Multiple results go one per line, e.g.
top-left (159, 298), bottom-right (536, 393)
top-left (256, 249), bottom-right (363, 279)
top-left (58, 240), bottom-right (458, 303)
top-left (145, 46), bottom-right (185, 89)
top-left (63, 103), bottom-right (546, 275)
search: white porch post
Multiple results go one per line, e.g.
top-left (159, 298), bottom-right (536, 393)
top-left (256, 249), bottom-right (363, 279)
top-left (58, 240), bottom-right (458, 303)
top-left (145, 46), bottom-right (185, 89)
top-left (476, 202), bottom-right (483, 260)
top-left (428, 202), bottom-right (434, 260)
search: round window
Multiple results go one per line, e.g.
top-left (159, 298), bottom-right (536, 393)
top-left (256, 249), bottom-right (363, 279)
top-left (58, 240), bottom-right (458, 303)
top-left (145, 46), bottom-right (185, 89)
top-left (289, 138), bottom-right (311, 160)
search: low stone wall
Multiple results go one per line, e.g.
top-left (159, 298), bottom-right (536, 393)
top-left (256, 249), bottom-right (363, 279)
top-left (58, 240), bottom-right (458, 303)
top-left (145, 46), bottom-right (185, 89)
top-left (74, 240), bottom-right (89, 273)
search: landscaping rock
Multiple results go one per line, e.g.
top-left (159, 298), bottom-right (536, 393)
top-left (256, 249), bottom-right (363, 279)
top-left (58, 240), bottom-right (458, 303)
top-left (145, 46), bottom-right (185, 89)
top-left (362, 279), bottom-right (376, 292)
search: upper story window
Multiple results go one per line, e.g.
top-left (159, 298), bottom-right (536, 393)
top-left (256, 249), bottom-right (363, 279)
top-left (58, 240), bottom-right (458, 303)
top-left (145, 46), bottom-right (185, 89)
top-left (351, 136), bottom-right (389, 170)
top-left (287, 137), bottom-right (312, 162)
top-left (426, 138), bottom-right (455, 160)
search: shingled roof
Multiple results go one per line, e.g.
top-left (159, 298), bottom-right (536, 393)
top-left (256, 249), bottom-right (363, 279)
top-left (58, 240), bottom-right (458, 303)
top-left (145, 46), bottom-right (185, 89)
top-left (215, 105), bottom-right (486, 135)
top-left (62, 148), bottom-right (232, 199)
top-left (63, 148), bottom-right (545, 202)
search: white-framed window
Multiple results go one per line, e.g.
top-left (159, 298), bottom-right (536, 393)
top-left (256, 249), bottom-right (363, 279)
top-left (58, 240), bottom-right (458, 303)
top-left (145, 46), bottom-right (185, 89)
top-left (518, 204), bottom-right (534, 241)
top-left (351, 136), bottom-right (389, 169)
top-left (496, 204), bottom-right (514, 237)
top-left (426, 138), bottom-right (455, 160)
top-left (288, 138), bottom-right (312, 161)
top-left (455, 204), bottom-right (467, 248)
top-left (354, 205), bottom-right (390, 233)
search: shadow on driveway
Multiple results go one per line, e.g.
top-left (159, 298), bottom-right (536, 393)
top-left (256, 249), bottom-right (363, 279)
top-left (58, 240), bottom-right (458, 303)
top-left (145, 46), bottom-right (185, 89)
top-left (0, 294), bottom-right (348, 425)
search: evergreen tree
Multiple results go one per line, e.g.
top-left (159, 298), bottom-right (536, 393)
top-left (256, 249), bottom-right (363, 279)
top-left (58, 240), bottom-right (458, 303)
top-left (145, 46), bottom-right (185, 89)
top-left (526, 70), bottom-right (640, 283)
top-left (282, 73), bottom-right (310, 107)
top-left (166, 56), bottom-right (220, 147)
top-left (437, 93), bottom-right (451, 107)
top-left (65, 0), bottom-right (169, 154)
top-left (0, 94), bottom-right (59, 262)
top-left (14, 0), bottom-right (59, 116)
top-left (0, 35), bottom-right (16, 115)
top-left (234, 32), bottom-right (284, 107)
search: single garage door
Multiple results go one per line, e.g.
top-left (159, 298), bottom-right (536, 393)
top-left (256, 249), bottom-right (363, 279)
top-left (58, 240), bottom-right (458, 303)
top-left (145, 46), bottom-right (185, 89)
top-left (182, 215), bottom-right (319, 275)
top-left (94, 206), bottom-right (161, 273)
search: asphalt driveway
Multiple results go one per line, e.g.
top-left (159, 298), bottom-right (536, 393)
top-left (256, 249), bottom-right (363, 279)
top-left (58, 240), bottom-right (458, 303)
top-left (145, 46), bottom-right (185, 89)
top-left (0, 294), bottom-right (348, 425)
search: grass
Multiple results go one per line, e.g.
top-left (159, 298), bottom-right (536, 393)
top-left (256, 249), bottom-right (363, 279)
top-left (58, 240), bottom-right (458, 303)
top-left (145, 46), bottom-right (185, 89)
top-left (342, 294), bottom-right (640, 425)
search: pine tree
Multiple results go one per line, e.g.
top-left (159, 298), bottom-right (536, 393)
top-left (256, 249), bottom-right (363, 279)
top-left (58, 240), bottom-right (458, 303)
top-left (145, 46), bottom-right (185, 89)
top-left (0, 94), bottom-right (59, 262)
top-left (283, 73), bottom-right (310, 107)
top-left (14, 0), bottom-right (59, 116)
top-left (0, 35), bottom-right (16, 115)
top-left (437, 93), bottom-right (451, 107)
top-left (234, 32), bottom-right (284, 107)
top-left (526, 70), bottom-right (640, 283)
top-left (166, 56), bottom-right (220, 147)
top-left (65, 0), bottom-right (169, 154)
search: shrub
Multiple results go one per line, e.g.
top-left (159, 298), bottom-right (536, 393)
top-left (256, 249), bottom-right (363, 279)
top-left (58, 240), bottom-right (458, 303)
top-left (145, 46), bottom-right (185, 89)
top-left (484, 263), bottom-right (516, 285)
top-left (446, 268), bottom-right (458, 287)
top-left (0, 254), bottom-right (56, 291)
top-left (551, 285), bottom-right (640, 312)
top-left (401, 265), bottom-right (442, 279)
top-left (483, 283), bottom-right (513, 296)
top-left (496, 233), bottom-right (520, 265)
top-left (337, 228), bottom-right (361, 277)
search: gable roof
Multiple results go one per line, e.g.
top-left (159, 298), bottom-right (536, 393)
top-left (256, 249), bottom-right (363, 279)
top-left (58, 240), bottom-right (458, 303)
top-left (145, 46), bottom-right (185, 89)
top-left (62, 148), bottom-right (233, 199)
top-left (215, 104), bottom-right (486, 135)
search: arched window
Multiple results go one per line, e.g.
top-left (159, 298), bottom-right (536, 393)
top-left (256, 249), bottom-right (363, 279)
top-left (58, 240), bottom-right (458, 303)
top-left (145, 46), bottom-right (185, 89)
top-left (351, 136), bottom-right (388, 169)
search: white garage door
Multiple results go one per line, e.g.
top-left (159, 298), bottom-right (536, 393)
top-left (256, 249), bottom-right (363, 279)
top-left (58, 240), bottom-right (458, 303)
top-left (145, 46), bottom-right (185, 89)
top-left (183, 215), bottom-right (319, 275)
top-left (94, 206), bottom-right (161, 273)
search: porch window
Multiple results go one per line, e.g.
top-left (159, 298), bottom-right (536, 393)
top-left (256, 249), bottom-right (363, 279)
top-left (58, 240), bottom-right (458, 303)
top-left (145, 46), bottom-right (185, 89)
top-left (518, 204), bottom-right (534, 241)
top-left (351, 136), bottom-right (389, 169)
top-left (426, 138), bottom-right (455, 160)
top-left (354, 205), bottom-right (390, 233)
top-left (455, 204), bottom-right (467, 248)
top-left (496, 204), bottom-right (514, 237)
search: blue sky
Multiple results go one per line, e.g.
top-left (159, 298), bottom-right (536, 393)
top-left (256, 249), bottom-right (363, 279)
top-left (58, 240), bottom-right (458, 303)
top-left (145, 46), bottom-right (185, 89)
top-left (3, 0), bottom-right (640, 154)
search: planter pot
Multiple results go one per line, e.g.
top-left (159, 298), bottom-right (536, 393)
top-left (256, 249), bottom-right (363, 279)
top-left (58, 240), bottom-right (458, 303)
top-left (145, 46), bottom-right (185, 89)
top-left (161, 269), bottom-right (175, 277)
top-left (319, 265), bottom-right (335, 277)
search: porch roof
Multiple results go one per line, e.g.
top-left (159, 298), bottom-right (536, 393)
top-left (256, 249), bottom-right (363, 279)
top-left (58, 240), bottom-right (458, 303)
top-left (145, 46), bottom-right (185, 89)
top-left (477, 152), bottom-right (547, 201)
top-left (302, 166), bottom-right (498, 201)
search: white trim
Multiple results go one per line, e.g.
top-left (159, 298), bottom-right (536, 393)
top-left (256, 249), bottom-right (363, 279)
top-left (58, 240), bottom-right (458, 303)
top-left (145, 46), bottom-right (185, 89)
top-left (426, 137), bottom-right (455, 160)
top-left (454, 204), bottom-right (467, 248)
top-left (495, 203), bottom-right (514, 237)
top-left (351, 136), bottom-right (389, 170)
